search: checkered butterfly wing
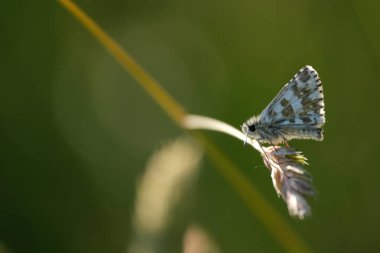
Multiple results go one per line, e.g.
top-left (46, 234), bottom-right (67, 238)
top-left (259, 66), bottom-right (325, 139)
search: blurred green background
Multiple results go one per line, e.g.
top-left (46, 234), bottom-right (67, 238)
top-left (1, 0), bottom-right (379, 252)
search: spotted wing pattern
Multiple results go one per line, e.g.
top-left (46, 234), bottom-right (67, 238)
top-left (259, 65), bottom-right (325, 128)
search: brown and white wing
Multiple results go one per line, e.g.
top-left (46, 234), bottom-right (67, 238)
top-left (259, 65), bottom-right (325, 128)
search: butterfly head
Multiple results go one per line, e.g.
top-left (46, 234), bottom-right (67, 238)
top-left (241, 116), bottom-right (261, 140)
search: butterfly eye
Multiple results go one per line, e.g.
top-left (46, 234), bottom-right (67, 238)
top-left (248, 124), bottom-right (256, 132)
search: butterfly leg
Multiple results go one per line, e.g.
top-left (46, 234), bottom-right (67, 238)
top-left (278, 132), bottom-right (290, 146)
top-left (258, 142), bottom-right (271, 162)
top-left (268, 140), bottom-right (279, 151)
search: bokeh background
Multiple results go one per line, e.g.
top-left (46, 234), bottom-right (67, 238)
top-left (1, 0), bottom-right (379, 252)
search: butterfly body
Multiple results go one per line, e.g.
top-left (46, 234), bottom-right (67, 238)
top-left (242, 65), bottom-right (325, 144)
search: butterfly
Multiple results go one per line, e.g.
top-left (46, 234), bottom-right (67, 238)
top-left (241, 65), bottom-right (325, 145)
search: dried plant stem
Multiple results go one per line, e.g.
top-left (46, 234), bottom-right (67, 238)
top-left (57, 0), bottom-right (186, 124)
top-left (57, 1), bottom-right (313, 252)
top-left (182, 114), bottom-right (261, 151)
